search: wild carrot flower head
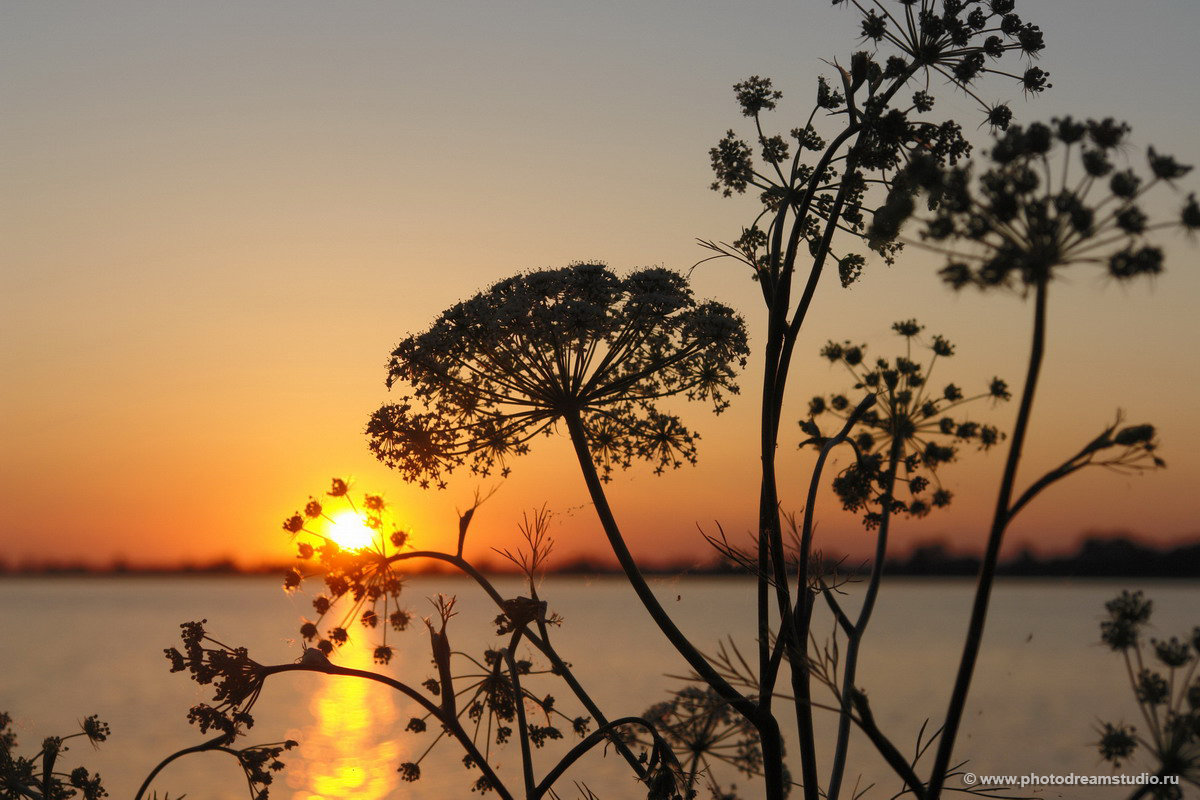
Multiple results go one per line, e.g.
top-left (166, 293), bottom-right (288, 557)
top-left (802, 320), bottom-right (1006, 527)
top-left (282, 480), bottom-right (412, 660)
top-left (234, 740), bottom-right (298, 800)
top-left (366, 263), bottom-right (748, 485)
top-left (871, 118), bottom-right (1194, 289)
top-left (1096, 722), bottom-right (1138, 767)
top-left (1100, 590), bottom-right (1153, 651)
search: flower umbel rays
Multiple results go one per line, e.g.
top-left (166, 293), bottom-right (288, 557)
top-left (639, 686), bottom-right (765, 799)
top-left (366, 263), bottom-right (749, 485)
top-left (871, 118), bottom-right (1195, 289)
top-left (283, 479), bottom-right (412, 662)
top-left (802, 319), bottom-right (1007, 528)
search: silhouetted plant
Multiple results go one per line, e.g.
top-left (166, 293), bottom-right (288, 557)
top-left (867, 116), bottom-right (1184, 798)
top-left (803, 319), bottom-right (1008, 528)
top-left (148, 489), bottom-right (693, 799)
top-left (365, 261), bottom-right (764, 788)
top-left (1096, 592), bottom-right (1198, 799)
top-left (0, 711), bottom-right (110, 800)
top-left (366, 262), bottom-right (748, 486)
top-left (697, 2), bottom-right (1053, 794)
top-left (135, 3), bottom-right (1196, 800)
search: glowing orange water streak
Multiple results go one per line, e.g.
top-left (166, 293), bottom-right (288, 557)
top-left (288, 639), bottom-right (401, 800)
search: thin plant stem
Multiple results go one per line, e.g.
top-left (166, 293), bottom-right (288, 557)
top-left (827, 436), bottom-right (903, 800)
top-left (387, 548), bottom-right (648, 779)
top-left (504, 634), bottom-right (536, 797)
top-left (790, 393), bottom-right (877, 800)
top-left (530, 717), bottom-right (676, 799)
top-left (134, 735), bottom-right (232, 800)
top-left (926, 279), bottom-right (1049, 798)
top-left (560, 407), bottom-right (783, 797)
top-left (262, 661), bottom-right (514, 800)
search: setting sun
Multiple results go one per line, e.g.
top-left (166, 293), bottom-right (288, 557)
top-left (327, 512), bottom-right (376, 550)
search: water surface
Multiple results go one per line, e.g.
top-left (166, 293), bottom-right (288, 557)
top-left (2, 576), bottom-right (1195, 799)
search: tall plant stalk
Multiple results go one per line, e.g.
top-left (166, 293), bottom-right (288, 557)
top-left (926, 280), bottom-right (1047, 797)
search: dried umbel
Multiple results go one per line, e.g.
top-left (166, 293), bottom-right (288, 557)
top-left (165, 619), bottom-right (266, 737)
top-left (641, 686), bottom-right (765, 796)
top-left (367, 263), bottom-right (749, 486)
top-left (802, 319), bottom-right (1007, 528)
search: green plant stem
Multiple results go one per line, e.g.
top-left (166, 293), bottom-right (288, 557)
top-left (926, 280), bottom-right (1048, 799)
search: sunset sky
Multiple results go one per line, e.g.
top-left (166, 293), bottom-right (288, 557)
top-left (3, 0), bottom-right (1199, 569)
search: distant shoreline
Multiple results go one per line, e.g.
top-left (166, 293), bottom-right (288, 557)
top-left (3, 534), bottom-right (1197, 580)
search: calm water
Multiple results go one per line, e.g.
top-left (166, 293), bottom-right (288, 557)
top-left (2, 576), bottom-right (1196, 799)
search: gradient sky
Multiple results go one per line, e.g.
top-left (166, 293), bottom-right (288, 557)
top-left (3, 0), bottom-right (1199, 569)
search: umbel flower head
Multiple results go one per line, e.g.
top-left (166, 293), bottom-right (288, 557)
top-left (871, 117), bottom-right (1196, 289)
top-left (282, 480), bottom-right (412, 662)
top-left (802, 319), bottom-right (1007, 528)
top-left (640, 686), bottom-right (764, 786)
top-left (367, 263), bottom-right (749, 485)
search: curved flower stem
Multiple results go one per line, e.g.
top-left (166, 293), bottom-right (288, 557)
top-left (262, 661), bottom-right (513, 800)
top-left (849, 690), bottom-right (927, 800)
top-left (782, 393), bottom-right (875, 800)
top-left (560, 407), bottom-right (782, 794)
top-left (531, 716), bottom-right (676, 799)
top-left (926, 279), bottom-right (1049, 799)
top-left (134, 734), bottom-right (232, 800)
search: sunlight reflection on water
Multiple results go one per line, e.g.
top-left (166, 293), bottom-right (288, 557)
top-left (287, 639), bottom-right (400, 800)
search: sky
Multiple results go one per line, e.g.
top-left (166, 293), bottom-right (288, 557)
top-left (3, 0), bottom-right (1199, 569)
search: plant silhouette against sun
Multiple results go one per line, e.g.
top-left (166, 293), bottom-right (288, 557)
top-left (281, 479), bottom-right (413, 664)
top-left (366, 262), bottom-right (748, 487)
top-left (132, 4), bottom-right (1198, 800)
top-left (367, 261), bottom-right (765, 783)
